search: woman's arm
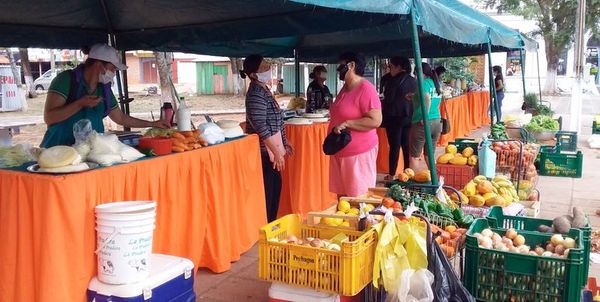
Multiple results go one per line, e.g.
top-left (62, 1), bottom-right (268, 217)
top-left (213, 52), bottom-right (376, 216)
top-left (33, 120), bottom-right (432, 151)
top-left (334, 109), bottom-right (382, 133)
top-left (44, 92), bottom-right (101, 125)
top-left (108, 108), bottom-right (168, 128)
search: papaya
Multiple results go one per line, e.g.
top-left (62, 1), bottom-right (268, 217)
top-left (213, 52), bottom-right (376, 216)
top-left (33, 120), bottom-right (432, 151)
top-left (445, 144), bottom-right (458, 154)
top-left (463, 181), bottom-right (477, 196)
top-left (449, 155), bottom-right (468, 165)
top-left (414, 170), bottom-right (431, 183)
top-left (469, 195), bottom-right (486, 207)
top-left (485, 195), bottom-right (506, 207)
top-left (467, 155), bottom-right (478, 166)
top-left (477, 180), bottom-right (495, 194)
top-left (462, 147), bottom-right (474, 157)
top-left (437, 153), bottom-right (454, 164)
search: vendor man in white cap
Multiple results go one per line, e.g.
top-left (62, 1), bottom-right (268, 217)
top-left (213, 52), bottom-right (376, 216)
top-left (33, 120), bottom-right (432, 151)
top-left (41, 43), bottom-right (168, 147)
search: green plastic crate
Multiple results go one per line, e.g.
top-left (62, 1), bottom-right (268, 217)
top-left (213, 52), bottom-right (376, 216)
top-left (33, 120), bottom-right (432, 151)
top-left (452, 138), bottom-right (480, 155)
top-left (555, 131), bottom-right (577, 152)
top-left (486, 206), bottom-right (591, 291)
top-left (465, 219), bottom-right (585, 302)
top-left (539, 148), bottom-right (583, 178)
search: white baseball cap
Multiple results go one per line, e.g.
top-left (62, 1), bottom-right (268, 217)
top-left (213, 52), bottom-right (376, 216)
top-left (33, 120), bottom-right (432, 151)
top-left (88, 44), bottom-right (127, 70)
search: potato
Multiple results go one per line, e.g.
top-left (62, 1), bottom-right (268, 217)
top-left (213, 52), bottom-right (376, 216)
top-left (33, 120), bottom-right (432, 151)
top-left (506, 229), bottom-right (518, 240)
top-left (537, 225), bottom-right (554, 233)
top-left (552, 216), bottom-right (573, 234)
top-left (513, 235), bottom-right (525, 247)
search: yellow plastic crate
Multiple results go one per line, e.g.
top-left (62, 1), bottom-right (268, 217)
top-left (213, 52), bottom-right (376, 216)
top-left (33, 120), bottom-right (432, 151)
top-left (258, 214), bottom-right (377, 296)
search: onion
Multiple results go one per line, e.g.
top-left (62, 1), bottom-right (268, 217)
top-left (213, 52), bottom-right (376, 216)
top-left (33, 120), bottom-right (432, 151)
top-left (310, 239), bottom-right (324, 248)
top-left (535, 247), bottom-right (545, 256)
top-left (513, 235), bottom-right (526, 247)
top-left (563, 249), bottom-right (570, 258)
top-left (550, 234), bottom-right (564, 246)
top-left (481, 228), bottom-right (494, 238)
top-left (541, 251), bottom-right (552, 257)
top-left (506, 228), bottom-right (518, 240)
top-left (492, 233), bottom-right (502, 243)
top-left (502, 238), bottom-right (514, 247)
top-left (554, 245), bottom-right (566, 255)
top-left (286, 235), bottom-right (298, 244)
top-left (528, 251), bottom-right (538, 256)
top-left (545, 243), bottom-right (555, 253)
top-left (563, 237), bottom-right (576, 249)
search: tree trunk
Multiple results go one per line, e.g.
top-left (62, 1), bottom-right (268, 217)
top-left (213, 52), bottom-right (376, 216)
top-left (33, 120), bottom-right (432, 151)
top-left (19, 48), bottom-right (36, 98)
top-left (543, 38), bottom-right (561, 94)
top-left (154, 52), bottom-right (174, 106)
top-left (5, 49), bottom-right (22, 88)
top-left (230, 57), bottom-right (245, 96)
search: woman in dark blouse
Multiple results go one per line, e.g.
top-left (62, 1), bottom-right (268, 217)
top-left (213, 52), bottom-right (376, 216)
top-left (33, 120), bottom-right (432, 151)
top-left (306, 65), bottom-right (333, 113)
top-left (241, 54), bottom-right (291, 222)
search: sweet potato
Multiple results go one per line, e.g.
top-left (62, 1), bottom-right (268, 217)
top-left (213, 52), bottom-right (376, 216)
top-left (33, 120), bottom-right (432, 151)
top-left (537, 225), bottom-right (554, 233)
top-left (571, 207), bottom-right (587, 228)
top-left (552, 215), bottom-right (573, 234)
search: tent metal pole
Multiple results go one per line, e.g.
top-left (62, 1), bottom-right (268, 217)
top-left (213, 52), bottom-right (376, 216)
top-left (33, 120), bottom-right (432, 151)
top-left (410, 4), bottom-right (438, 185)
top-left (294, 49), bottom-right (300, 97)
top-left (536, 48), bottom-right (543, 103)
top-left (520, 48), bottom-right (526, 98)
top-left (486, 40), bottom-right (499, 123)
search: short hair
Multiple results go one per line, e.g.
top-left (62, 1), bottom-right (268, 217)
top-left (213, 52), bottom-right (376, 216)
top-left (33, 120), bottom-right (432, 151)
top-left (309, 65), bottom-right (328, 79)
top-left (390, 56), bottom-right (411, 74)
top-left (339, 52), bottom-right (366, 76)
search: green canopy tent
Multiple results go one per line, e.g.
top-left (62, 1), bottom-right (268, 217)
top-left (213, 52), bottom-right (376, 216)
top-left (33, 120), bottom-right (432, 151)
top-left (0, 0), bottom-right (532, 185)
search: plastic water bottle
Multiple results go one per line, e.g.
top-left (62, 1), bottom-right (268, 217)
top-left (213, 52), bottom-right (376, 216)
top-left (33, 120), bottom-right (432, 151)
top-left (176, 97), bottom-right (191, 131)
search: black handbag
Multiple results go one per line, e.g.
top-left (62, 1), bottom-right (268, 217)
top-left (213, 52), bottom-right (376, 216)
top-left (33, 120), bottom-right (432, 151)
top-left (441, 98), bottom-right (451, 135)
top-left (322, 129), bottom-right (352, 155)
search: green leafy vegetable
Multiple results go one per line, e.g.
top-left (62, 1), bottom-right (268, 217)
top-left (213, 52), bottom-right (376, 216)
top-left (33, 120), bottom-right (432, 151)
top-left (525, 115), bottom-right (559, 132)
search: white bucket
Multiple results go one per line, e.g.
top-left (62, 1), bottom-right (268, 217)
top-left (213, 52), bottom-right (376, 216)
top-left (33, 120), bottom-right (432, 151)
top-left (95, 201), bottom-right (157, 285)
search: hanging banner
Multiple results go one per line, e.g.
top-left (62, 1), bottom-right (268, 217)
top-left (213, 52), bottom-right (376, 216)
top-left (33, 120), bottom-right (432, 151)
top-left (0, 65), bottom-right (24, 112)
top-left (505, 50), bottom-right (524, 76)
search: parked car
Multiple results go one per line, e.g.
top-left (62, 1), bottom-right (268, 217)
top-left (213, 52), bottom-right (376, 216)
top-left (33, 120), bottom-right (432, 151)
top-left (33, 69), bottom-right (58, 91)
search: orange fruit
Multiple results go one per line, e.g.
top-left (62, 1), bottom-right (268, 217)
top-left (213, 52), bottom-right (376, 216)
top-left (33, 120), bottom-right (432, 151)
top-left (445, 225), bottom-right (457, 233)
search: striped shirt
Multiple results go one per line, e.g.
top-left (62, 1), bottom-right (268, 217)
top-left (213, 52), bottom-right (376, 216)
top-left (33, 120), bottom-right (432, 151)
top-left (245, 82), bottom-right (287, 152)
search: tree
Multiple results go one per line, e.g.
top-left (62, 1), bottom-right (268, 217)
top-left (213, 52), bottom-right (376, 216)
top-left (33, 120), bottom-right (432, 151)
top-left (153, 51), bottom-right (175, 106)
top-left (19, 48), bottom-right (36, 98)
top-left (481, 0), bottom-right (600, 94)
top-left (229, 57), bottom-right (246, 95)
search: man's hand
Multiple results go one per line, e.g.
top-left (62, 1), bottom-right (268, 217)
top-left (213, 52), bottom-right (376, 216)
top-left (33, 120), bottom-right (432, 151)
top-left (78, 95), bottom-right (101, 108)
top-left (151, 120), bottom-right (171, 129)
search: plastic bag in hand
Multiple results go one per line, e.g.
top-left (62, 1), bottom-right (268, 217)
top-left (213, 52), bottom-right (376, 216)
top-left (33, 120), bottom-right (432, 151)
top-left (387, 268), bottom-right (434, 302)
top-left (73, 119), bottom-right (94, 145)
top-left (198, 122), bottom-right (225, 145)
top-left (429, 241), bottom-right (475, 302)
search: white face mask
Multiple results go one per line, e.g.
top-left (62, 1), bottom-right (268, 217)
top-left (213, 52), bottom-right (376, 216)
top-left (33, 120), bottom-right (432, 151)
top-left (99, 69), bottom-right (115, 84)
top-left (256, 70), bottom-right (271, 84)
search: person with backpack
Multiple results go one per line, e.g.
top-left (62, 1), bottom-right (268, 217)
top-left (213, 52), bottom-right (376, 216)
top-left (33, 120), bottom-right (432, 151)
top-left (41, 44), bottom-right (168, 148)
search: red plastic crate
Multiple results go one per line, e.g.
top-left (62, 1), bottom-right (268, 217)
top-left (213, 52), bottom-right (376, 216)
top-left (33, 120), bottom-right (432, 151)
top-left (436, 164), bottom-right (478, 189)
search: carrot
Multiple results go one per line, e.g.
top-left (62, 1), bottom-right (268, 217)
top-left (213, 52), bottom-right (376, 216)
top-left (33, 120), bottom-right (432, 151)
top-left (181, 131), bottom-right (194, 137)
top-left (171, 132), bottom-right (186, 140)
top-left (182, 144), bottom-right (193, 151)
top-left (192, 143), bottom-right (201, 149)
top-left (172, 146), bottom-right (185, 152)
top-left (171, 139), bottom-right (186, 149)
top-left (184, 136), bottom-right (198, 144)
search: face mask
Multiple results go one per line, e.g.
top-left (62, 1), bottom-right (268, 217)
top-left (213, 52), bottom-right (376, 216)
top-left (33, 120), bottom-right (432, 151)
top-left (337, 64), bottom-right (349, 81)
top-left (256, 70), bottom-right (271, 84)
top-left (99, 69), bottom-right (115, 84)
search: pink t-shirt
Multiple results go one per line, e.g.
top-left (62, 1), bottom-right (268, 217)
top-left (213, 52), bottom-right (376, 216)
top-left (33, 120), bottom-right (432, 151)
top-left (328, 80), bottom-right (382, 157)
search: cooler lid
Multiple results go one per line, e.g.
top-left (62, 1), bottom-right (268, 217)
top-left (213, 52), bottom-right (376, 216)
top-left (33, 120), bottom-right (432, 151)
top-left (88, 253), bottom-right (194, 298)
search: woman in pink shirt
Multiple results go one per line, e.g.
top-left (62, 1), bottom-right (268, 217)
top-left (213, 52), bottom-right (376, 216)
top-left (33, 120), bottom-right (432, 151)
top-left (328, 52), bottom-right (383, 197)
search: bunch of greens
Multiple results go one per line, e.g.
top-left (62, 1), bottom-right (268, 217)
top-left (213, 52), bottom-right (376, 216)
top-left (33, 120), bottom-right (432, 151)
top-left (491, 123), bottom-right (509, 140)
top-left (525, 115), bottom-right (559, 132)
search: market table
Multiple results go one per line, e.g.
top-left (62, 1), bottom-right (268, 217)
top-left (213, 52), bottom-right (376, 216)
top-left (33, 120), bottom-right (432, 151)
top-left (376, 91), bottom-right (491, 174)
top-left (279, 122), bottom-right (336, 217)
top-left (0, 135), bottom-right (267, 302)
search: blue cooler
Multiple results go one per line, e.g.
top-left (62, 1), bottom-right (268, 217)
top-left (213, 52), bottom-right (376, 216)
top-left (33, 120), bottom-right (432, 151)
top-left (87, 254), bottom-right (196, 302)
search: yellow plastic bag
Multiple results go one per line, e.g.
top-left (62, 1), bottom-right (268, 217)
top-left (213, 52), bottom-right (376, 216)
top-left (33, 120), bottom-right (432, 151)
top-left (403, 217), bottom-right (428, 270)
top-left (372, 214), bottom-right (410, 293)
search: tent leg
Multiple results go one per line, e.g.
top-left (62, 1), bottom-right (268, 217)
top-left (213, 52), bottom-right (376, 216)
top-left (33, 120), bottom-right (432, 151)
top-left (487, 40), bottom-right (500, 124)
top-left (410, 7), bottom-right (438, 185)
top-left (294, 49), bottom-right (300, 97)
top-left (108, 34), bottom-right (132, 131)
top-left (520, 48), bottom-right (527, 98)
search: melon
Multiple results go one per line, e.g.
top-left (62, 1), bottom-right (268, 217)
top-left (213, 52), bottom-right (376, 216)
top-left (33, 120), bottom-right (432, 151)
top-left (38, 146), bottom-right (81, 168)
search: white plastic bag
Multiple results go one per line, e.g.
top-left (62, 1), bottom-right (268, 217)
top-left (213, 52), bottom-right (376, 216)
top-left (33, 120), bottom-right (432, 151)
top-left (588, 134), bottom-right (600, 149)
top-left (86, 132), bottom-right (144, 166)
top-left (388, 269), bottom-right (434, 302)
top-left (198, 122), bottom-right (225, 145)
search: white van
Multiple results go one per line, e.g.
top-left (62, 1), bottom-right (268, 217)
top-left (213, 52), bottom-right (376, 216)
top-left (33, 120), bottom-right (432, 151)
top-left (33, 69), bottom-right (58, 91)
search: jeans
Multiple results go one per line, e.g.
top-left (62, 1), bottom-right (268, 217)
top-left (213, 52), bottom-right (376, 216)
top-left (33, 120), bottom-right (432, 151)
top-left (495, 91), bottom-right (505, 122)
top-left (261, 151), bottom-right (282, 222)
top-left (385, 122), bottom-right (411, 176)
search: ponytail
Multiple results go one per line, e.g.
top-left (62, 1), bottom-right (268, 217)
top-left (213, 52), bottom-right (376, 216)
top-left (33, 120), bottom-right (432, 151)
top-left (239, 70), bottom-right (247, 79)
top-left (422, 63), bottom-right (441, 95)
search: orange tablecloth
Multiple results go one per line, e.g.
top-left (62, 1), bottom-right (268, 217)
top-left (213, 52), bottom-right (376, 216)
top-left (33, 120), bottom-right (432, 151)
top-left (279, 123), bottom-right (336, 216)
top-left (0, 135), bottom-right (266, 302)
top-left (376, 91), bottom-right (490, 173)
top-left (376, 128), bottom-right (405, 176)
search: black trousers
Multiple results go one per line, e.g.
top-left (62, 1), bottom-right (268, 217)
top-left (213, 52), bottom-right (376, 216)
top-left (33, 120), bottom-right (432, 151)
top-left (261, 151), bottom-right (282, 222)
top-left (385, 120), bottom-right (411, 176)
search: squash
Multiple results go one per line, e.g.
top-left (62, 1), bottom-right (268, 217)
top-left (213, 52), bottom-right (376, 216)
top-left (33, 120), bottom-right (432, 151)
top-left (445, 144), bottom-right (458, 154)
top-left (398, 172), bottom-right (410, 182)
top-left (477, 181), bottom-right (495, 194)
top-left (403, 168), bottom-right (415, 178)
top-left (437, 153), bottom-right (454, 164)
top-left (462, 147), bottom-right (474, 157)
top-left (413, 170), bottom-right (431, 183)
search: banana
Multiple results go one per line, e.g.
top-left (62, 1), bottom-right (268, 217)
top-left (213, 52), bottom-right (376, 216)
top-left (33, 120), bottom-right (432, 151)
top-left (493, 175), bottom-right (509, 183)
top-left (510, 188), bottom-right (519, 201)
top-left (474, 175), bottom-right (488, 184)
top-left (495, 180), bottom-right (513, 188)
